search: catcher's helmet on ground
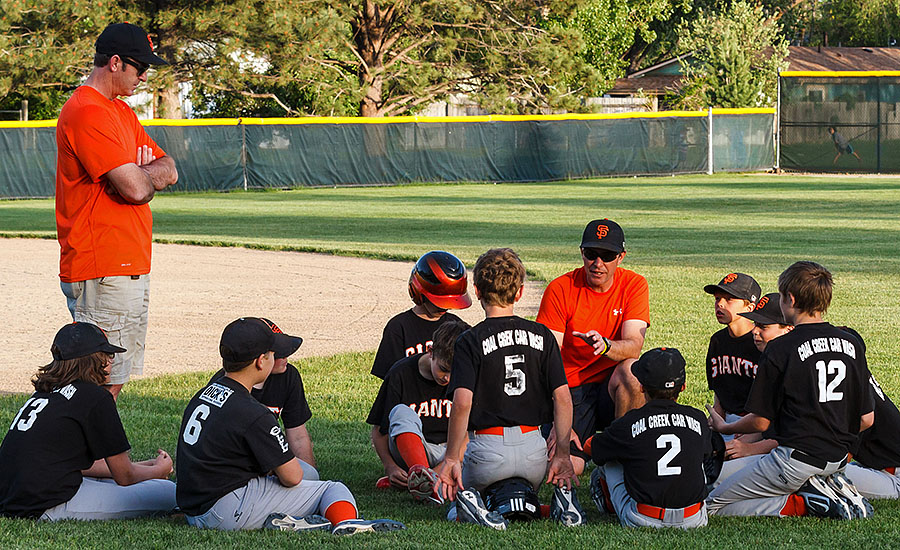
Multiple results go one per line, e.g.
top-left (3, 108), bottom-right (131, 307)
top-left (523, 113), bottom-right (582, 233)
top-left (482, 478), bottom-right (541, 522)
top-left (408, 251), bottom-right (472, 310)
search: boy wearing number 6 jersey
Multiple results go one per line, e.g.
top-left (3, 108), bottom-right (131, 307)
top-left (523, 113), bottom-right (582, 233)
top-left (176, 317), bottom-right (405, 535)
top-left (586, 347), bottom-right (712, 529)
top-left (707, 262), bottom-right (875, 520)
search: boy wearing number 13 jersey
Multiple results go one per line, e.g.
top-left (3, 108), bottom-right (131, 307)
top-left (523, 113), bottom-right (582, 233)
top-left (707, 262), bottom-right (875, 519)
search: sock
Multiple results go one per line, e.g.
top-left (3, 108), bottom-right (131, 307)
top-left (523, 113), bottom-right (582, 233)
top-left (540, 504), bottom-right (551, 518)
top-left (396, 433), bottom-right (429, 470)
top-left (583, 435), bottom-right (594, 457)
top-left (780, 494), bottom-right (807, 517)
top-left (324, 501), bottom-right (357, 525)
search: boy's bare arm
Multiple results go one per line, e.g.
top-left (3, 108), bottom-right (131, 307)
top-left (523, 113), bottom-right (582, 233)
top-left (435, 388), bottom-right (472, 501)
top-left (370, 425), bottom-right (408, 487)
top-left (547, 385), bottom-right (577, 489)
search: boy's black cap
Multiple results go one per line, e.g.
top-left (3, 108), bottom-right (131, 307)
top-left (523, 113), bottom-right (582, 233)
top-left (631, 347), bottom-right (686, 390)
top-left (51, 322), bottom-right (126, 361)
top-left (220, 317), bottom-right (300, 363)
top-left (581, 219), bottom-right (625, 253)
top-left (739, 292), bottom-right (788, 325)
top-left (96, 23), bottom-right (168, 65)
top-left (704, 272), bottom-right (761, 303)
top-left (259, 318), bottom-right (303, 359)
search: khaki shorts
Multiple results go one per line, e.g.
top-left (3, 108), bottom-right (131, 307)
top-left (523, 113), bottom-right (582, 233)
top-left (61, 275), bottom-right (150, 385)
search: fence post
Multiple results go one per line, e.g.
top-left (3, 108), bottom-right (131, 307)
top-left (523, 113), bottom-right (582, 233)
top-left (240, 120), bottom-right (248, 191)
top-left (21, 100), bottom-right (28, 122)
top-left (707, 107), bottom-right (714, 175)
top-left (775, 76), bottom-right (781, 172)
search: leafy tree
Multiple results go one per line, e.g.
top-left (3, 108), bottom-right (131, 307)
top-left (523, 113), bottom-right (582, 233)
top-left (676, 0), bottom-right (788, 108)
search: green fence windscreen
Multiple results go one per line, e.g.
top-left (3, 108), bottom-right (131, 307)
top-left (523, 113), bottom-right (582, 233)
top-left (779, 75), bottom-right (900, 173)
top-left (1, 112), bottom-right (774, 199)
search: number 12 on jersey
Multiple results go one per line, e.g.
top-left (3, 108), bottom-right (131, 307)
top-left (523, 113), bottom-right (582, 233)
top-left (815, 360), bottom-right (846, 403)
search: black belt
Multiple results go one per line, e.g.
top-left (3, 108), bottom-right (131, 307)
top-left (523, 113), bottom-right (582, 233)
top-left (791, 449), bottom-right (848, 470)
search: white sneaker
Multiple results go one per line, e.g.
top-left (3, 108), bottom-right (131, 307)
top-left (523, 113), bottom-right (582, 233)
top-left (456, 488), bottom-right (509, 530)
top-left (550, 486), bottom-right (586, 526)
top-left (797, 475), bottom-right (852, 520)
top-left (826, 472), bottom-right (874, 519)
top-left (263, 513), bottom-right (332, 532)
top-left (408, 464), bottom-right (444, 505)
top-left (331, 518), bottom-right (407, 535)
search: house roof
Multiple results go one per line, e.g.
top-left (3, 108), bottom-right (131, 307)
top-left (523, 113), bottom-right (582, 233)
top-left (606, 75), bottom-right (684, 96)
top-left (784, 46), bottom-right (900, 71)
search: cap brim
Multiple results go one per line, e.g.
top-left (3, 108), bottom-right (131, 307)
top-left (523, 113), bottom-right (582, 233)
top-left (134, 52), bottom-right (169, 66)
top-left (703, 284), bottom-right (738, 296)
top-left (739, 311), bottom-right (783, 325)
top-left (581, 242), bottom-right (623, 253)
top-left (101, 342), bottom-right (127, 354)
top-left (272, 334), bottom-right (303, 359)
top-left (425, 292), bottom-right (473, 310)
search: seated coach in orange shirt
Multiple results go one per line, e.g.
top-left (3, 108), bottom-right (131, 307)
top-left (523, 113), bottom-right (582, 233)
top-left (537, 219), bottom-right (649, 475)
top-left (55, 23), bottom-right (178, 400)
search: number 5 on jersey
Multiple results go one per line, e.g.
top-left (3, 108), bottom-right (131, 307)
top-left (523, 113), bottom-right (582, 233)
top-left (182, 404), bottom-right (210, 445)
top-left (504, 354), bottom-right (526, 396)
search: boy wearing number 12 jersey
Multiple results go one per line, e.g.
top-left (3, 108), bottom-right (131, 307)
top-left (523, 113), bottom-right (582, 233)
top-left (707, 262), bottom-right (875, 520)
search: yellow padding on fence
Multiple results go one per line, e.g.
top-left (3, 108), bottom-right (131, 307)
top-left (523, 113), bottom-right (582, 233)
top-left (0, 108), bottom-right (774, 129)
top-left (781, 71), bottom-right (900, 77)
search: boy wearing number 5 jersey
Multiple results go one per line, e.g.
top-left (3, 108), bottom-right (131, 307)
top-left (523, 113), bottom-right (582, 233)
top-left (707, 262), bottom-right (875, 520)
top-left (586, 347), bottom-right (712, 529)
top-left (176, 317), bottom-right (405, 535)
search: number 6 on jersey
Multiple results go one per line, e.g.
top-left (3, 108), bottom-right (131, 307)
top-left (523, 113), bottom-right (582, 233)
top-left (182, 404), bottom-right (210, 445)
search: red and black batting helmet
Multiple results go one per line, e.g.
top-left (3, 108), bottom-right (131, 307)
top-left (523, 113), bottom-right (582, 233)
top-left (408, 251), bottom-right (472, 310)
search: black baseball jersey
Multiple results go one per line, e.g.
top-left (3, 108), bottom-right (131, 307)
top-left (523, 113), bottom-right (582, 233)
top-left (0, 381), bottom-right (130, 518)
top-left (211, 363), bottom-right (311, 429)
top-left (852, 375), bottom-right (900, 469)
top-left (366, 354), bottom-right (451, 444)
top-left (371, 309), bottom-right (464, 379)
top-left (746, 322), bottom-right (874, 462)
top-left (592, 399), bottom-right (711, 508)
top-left (706, 328), bottom-right (760, 415)
top-left (448, 316), bottom-right (567, 430)
top-left (176, 376), bottom-right (294, 516)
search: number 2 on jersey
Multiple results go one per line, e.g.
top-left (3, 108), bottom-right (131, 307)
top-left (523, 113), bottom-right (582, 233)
top-left (815, 360), bottom-right (846, 402)
top-left (504, 354), bottom-right (526, 396)
top-left (182, 404), bottom-right (210, 445)
top-left (9, 397), bottom-right (49, 432)
top-left (657, 434), bottom-right (682, 476)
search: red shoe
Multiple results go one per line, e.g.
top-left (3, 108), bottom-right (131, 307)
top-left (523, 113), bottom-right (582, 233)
top-left (407, 464), bottom-right (444, 505)
top-left (375, 476), bottom-right (391, 490)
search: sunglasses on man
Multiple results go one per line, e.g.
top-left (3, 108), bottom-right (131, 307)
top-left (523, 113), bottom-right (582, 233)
top-left (119, 55), bottom-right (149, 77)
top-left (582, 248), bottom-right (620, 263)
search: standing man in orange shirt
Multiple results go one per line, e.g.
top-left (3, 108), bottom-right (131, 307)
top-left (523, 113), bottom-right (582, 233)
top-left (56, 23), bottom-right (178, 400)
top-left (536, 219), bottom-right (650, 475)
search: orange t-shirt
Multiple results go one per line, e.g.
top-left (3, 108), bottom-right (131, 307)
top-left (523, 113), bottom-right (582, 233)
top-left (55, 86), bottom-right (165, 282)
top-left (536, 267), bottom-right (650, 387)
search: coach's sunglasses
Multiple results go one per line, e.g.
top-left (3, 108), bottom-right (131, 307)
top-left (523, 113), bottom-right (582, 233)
top-left (582, 248), bottom-right (620, 263)
top-left (119, 55), bottom-right (150, 77)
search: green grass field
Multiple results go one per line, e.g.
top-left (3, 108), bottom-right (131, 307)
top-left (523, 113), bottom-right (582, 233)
top-left (2, 173), bottom-right (900, 548)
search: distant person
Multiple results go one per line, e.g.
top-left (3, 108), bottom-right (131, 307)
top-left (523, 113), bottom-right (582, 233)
top-left (56, 22), bottom-right (178, 400)
top-left (828, 126), bottom-right (861, 165)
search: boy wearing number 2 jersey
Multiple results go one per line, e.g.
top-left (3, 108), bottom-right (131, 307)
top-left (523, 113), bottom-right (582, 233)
top-left (707, 262), bottom-right (875, 520)
top-left (586, 347), bottom-right (711, 529)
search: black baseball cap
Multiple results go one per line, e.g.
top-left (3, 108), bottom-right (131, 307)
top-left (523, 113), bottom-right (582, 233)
top-left (219, 317), bottom-right (300, 363)
top-left (96, 23), bottom-right (168, 65)
top-left (739, 293), bottom-right (788, 325)
top-left (581, 219), bottom-right (626, 253)
top-left (259, 318), bottom-right (303, 359)
top-left (51, 322), bottom-right (126, 361)
top-left (704, 272), bottom-right (761, 303)
top-left (631, 347), bottom-right (686, 390)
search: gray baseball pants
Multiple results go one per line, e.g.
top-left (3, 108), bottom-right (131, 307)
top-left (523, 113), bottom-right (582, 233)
top-left (40, 477), bottom-right (175, 521)
top-left (186, 472), bottom-right (354, 530)
top-left (462, 427), bottom-right (547, 491)
top-left (387, 404), bottom-right (446, 469)
top-left (598, 462), bottom-right (707, 528)
top-left (843, 463), bottom-right (900, 500)
top-left (707, 446), bottom-right (846, 516)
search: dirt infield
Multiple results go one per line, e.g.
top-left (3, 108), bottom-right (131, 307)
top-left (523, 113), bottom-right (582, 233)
top-left (0, 238), bottom-right (544, 394)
